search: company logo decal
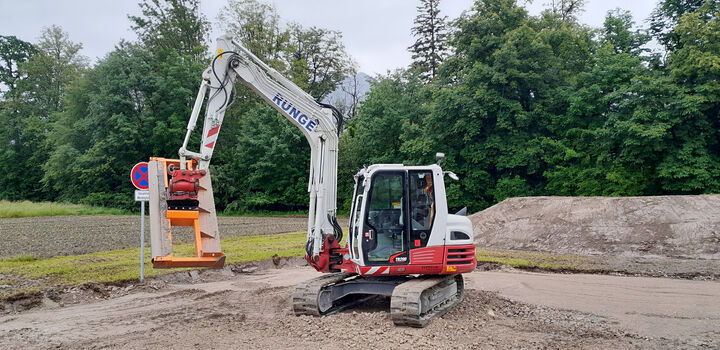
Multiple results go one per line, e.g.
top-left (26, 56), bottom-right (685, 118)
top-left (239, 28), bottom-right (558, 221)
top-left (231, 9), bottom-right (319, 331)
top-left (272, 93), bottom-right (317, 132)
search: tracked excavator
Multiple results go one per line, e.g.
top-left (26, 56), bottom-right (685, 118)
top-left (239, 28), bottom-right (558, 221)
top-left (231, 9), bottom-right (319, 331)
top-left (147, 34), bottom-right (476, 327)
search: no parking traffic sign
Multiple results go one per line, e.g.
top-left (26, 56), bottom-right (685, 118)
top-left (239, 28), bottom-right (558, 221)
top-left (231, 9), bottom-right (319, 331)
top-left (130, 162), bottom-right (149, 190)
top-left (130, 161), bottom-right (150, 283)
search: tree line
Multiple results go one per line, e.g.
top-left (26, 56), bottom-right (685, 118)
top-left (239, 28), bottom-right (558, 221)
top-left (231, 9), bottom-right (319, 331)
top-left (0, 0), bottom-right (718, 214)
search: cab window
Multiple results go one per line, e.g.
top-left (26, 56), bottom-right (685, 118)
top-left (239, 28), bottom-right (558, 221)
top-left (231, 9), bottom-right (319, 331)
top-left (409, 170), bottom-right (434, 248)
top-left (363, 172), bottom-right (405, 264)
top-left (349, 176), bottom-right (364, 259)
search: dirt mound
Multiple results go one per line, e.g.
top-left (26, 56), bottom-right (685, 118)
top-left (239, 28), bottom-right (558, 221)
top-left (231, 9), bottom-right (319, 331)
top-left (470, 195), bottom-right (720, 258)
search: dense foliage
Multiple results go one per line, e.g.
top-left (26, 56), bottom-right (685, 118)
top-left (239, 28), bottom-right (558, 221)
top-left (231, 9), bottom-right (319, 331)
top-left (341, 0), bottom-right (720, 211)
top-left (1, 0), bottom-right (718, 214)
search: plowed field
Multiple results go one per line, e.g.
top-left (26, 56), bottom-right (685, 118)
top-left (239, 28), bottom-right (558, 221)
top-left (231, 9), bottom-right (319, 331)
top-left (0, 215), bottom-right (308, 258)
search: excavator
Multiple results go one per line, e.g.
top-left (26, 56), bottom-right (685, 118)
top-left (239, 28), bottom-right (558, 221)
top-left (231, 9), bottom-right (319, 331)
top-left (146, 34), bottom-right (476, 327)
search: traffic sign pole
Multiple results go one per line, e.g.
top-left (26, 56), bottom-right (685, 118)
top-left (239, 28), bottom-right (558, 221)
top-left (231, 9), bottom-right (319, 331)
top-left (131, 162), bottom-right (150, 283)
top-left (140, 200), bottom-right (145, 283)
top-left (134, 190), bottom-right (149, 283)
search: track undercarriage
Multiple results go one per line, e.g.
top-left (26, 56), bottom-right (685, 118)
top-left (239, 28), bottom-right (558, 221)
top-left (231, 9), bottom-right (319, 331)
top-left (292, 272), bottom-right (465, 327)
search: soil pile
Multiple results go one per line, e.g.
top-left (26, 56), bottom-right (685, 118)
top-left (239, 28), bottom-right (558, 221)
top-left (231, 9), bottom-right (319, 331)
top-left (470, 195), bottom-right (720, 258)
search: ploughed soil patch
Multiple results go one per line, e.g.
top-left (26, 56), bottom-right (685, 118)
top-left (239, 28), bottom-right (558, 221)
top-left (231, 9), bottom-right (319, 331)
top-left (471, 195), bottom-right (720, 279)
top-left (0, 215), bottom-right (308, 259)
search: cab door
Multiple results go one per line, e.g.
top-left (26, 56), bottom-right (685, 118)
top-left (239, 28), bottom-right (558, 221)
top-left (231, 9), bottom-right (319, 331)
top-left (348, 175), bottom-right (365, 263)
top-left (359, 171), bottom-right (409, 266)
top-left (407, 170), bottom-right (436, 249)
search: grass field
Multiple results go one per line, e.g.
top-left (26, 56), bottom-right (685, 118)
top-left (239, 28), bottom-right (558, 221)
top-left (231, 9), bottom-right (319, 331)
top-left (0, 201), bottom-right (129, 218)
top-left (0, 232), bottom-right (307, 298)
top-left (476, 248), bottom-right (602, 271)
top-left (0, 230), bottom-right (602, 300)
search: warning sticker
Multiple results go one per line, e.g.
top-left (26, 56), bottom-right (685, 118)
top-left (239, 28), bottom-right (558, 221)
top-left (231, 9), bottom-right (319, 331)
top-left (392, 202), bottom-right (401, 209)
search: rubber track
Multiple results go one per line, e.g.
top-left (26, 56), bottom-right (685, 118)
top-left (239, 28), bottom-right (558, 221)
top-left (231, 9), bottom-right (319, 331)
top-left (292, 272), bottom-right (352, 316)
top-left (390, 274), bottom-right (464, 328)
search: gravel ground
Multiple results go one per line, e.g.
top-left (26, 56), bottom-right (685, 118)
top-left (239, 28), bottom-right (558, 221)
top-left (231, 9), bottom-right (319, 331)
top-left (2, 265), bottom-right (716, 349)
top-left (0, 215), bottom-right (311, 258)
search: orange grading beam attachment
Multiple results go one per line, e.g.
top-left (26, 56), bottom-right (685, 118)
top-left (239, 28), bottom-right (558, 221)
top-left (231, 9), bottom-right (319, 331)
top-left (148, 157), bottom-right (225, 269)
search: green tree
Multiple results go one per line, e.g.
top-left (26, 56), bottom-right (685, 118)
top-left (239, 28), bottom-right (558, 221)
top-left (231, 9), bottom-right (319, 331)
top-left (217, 105), bottom-right (310, 212)
top-left (352, 69), bottom-right (426, 164)
top-left (649, 0), bottom-right (711, 51)
top-left (408, 0), bottom-right (449, 81)
top-left (658, 1), bottom-right (720, 192)
top-left (0, 26), bottom-right (85, 201)
top-left (336, 69), bottom-right (426, 210)
top-left (285, 24), bottom-right (353, 99)
top-left (129, 0), bottom-right (209, 60)
top-left (0, 36), bottom-right (36, 95)
top-left (127, 0), bottom-right (210, 161)
top-left (546, 0), bottom-right (720, 196)
top-left (217, 0), bottom-right (288, 69)
top-left (16, 25), bottom-right (86, 119)
top-left (212, 0), bottom-right (353, 210)
top-left (422, 0), bottom-right (600, 210)
top-left (667, 2), bottom-right (720, 87)
top-left (545, 0), bottom-right (586, 22)
top-left (545, 45), bottom-right (650, 196)
top-left (602, 8), bottom-right (650, 55)
top-left (40, 0), bottom-right (210, 208)
top-left (42, 43), bottom-right (150, 205)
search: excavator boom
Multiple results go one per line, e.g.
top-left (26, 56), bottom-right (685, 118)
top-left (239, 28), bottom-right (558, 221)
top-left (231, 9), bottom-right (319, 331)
top-left (148, 35), bottom-right (342, 268)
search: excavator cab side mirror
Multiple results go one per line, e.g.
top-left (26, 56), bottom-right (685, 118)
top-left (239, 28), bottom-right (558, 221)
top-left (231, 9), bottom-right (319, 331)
top-left (436, 153), bottom-right (445, 165)
top-left (444, 171), bottom-right (459, 181)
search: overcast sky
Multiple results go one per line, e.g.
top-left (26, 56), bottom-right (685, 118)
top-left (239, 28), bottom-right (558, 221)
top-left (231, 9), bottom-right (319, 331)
top-left (0, 0), bottom-right (659, 75)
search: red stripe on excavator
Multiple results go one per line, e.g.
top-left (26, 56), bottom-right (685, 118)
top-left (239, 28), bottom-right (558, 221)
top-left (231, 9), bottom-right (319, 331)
top-left (357, 263), bottom-right (473, 276)
top-left (353, 244), bottom-right (477, 276)
top-left (206, 125), bottom-right (220, 137)
top-left (204, 141), bottom-right (215, 148)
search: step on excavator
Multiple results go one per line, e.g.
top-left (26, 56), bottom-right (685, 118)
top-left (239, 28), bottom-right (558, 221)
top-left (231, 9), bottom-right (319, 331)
top-left (147, 34), bottom-right (476, 327)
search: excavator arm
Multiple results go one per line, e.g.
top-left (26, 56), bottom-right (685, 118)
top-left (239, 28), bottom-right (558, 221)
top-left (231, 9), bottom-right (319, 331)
top-left (148, 34), bottom-right (343, 268)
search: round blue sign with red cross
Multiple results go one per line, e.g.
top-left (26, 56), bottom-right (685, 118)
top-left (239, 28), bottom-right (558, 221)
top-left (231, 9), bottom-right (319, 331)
top-left (130, 162), bottom-right (149, 190)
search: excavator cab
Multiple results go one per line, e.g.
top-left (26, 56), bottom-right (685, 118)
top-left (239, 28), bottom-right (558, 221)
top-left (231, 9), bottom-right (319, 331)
top-left (348, 163), bottom-right (475, 274)
top-left (293, 162), bottom-right (476, 326)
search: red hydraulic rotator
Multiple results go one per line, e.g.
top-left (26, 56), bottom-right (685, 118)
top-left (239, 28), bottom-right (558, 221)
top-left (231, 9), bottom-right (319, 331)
top-left (168, 169), bottom-right (206, 201)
